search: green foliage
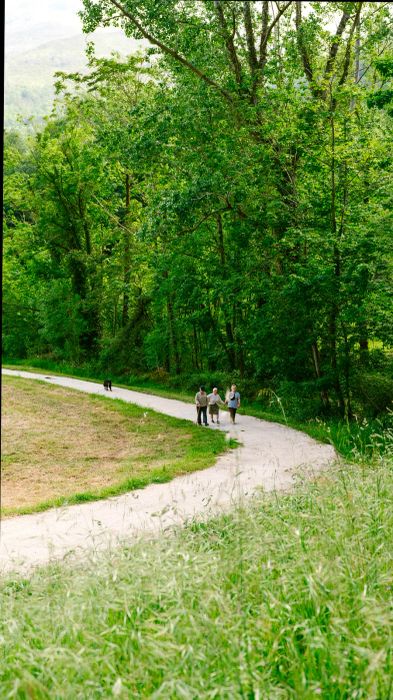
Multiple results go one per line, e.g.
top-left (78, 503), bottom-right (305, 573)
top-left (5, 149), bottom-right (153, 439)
top-left (352, 372), bottom-right (393, 417)
top-left (3, 1), bottom-right (393, 419)
top-left (367, 54), bottom-right (393, 114)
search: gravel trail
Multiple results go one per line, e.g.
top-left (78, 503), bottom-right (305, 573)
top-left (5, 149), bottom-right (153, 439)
top-left (1, 369), bottom-right (336, 573)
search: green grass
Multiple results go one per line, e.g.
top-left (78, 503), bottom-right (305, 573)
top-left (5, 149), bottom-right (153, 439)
top-left (3, 434), bottom-right (237, 517)
top-left (2, 361), bottom-right (392, 696)
top-left (2, 359), bottom-right (193, 402)
top-left (4, 359), bottom-right (393, 461)
top-left (243, 403), bottom-right (393, 462)
top-left (2, 375), bottom-right (231, 517)
top-left (1, 456), bottom-right (392, 698)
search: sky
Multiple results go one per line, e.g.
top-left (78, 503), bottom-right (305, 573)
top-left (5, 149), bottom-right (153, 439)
top-left (4, 1), bottom-right (344, 63)
top-left (5, 0), bottom-right (87, 54)
top-left (5, 0), bottom-right (83, 29)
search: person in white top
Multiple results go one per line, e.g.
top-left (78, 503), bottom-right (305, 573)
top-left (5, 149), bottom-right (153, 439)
top-left (207, 387), bottom-right (225, 424)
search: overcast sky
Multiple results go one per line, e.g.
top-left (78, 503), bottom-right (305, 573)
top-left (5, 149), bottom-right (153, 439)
top-left (5, 1), bottom-right (341, 57)
top-left (5, 0), bottom-right (86, 54)
top-left (5, 0), bottom-right (82, 27)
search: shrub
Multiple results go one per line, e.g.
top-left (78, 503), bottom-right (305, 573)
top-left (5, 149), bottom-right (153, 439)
top-left (352, 372), bottom-right (393, 416)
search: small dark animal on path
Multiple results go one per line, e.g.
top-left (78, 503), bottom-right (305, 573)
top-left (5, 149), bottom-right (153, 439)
top-left (103, 379), bottom-right (112, 391)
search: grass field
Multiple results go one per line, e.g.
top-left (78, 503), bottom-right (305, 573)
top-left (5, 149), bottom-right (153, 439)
top-left (1, 456), bottom-right (392, 698)
top-left (1, 375), bottom-right (229, 516)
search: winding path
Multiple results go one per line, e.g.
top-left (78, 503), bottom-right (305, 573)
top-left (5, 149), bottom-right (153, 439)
top-left (1, 370), bottom-right (336, 573)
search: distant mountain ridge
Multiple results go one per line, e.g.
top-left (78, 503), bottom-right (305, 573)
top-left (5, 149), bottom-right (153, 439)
top-left (5, 0), bottom-right (83, 54)
top-left (4, 29), bottom-right (142, 127)
top-left (4, 0), bottom-right (141, 128)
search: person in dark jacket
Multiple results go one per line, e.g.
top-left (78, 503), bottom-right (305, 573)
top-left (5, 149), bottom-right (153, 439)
top-left (195, 386), bottom-right (208, 425)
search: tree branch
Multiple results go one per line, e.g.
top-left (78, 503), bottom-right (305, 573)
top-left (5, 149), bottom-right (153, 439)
top-left (295, 1), bottom-right (319, 97)
top-left (323, 10), bottom-right (352, 82)
top-left (106, 0), bottom-right (234, 104)
top-left (355, 39), bottom-right (391, 84)
top-left (260, 0), bottom-right (292, 69)
top-left (214, 1), bottom-right (242, 85)
top-left (259, 0), bottom-right (269, 69)
top-left (177, 208), bottom-right (224, 237)
top-left (92, 195), bottom-right (135, 234)
top-left (243, 1), bottom-right (259, 74)
top-left (338, 3), bottom-right (363, 87)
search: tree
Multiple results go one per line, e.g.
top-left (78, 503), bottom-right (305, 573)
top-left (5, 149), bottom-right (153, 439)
top-left (3, 2), bottom-right (392, 417)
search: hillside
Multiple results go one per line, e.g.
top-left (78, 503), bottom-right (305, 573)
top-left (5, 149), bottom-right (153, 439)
top-left (4, 29), bottom-right (142, 127)
top-left (5, 0), bottom-right (82, 54)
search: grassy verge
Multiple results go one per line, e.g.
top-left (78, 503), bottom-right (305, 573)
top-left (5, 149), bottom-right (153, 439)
top-left (1, 456), bottom-right (392, 698)
top-left (2, 359), bottom-right (193, 402)
top-left (242, 402), bottom-right (393, 461)
top-left (1, 375), bottom-right (230, 517)
top-left (3, 359), bottom-right (392, 460)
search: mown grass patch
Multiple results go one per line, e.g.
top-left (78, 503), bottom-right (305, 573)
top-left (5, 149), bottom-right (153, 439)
top-left (1, 375), bottom-right (229, 517)
top-left (1, 456), bottom-right (392, 698)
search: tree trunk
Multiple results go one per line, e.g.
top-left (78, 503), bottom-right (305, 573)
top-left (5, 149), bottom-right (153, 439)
top-left (167, 299), bottom-right (181, 374)
top-left (311, 342), bottom-right (330, 408)
top-left (166, 294), bottom-right (181, 375)
top-left (216, 215), bottom-right (236, 368)
top-left (192, 323), bottom-right (200, 371)
top-left (233, 301), bottom-right (245, 375)
top-left (329, 113), bottom-right (345, 416)
top-left (342, 322), bottom-right (353, 419)
top-left (122, 173), bottom-right (131, 327)
top-left (359, 321), bottom-right (369, 364)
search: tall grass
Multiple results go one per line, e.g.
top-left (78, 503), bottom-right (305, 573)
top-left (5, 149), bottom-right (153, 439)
top-left (1, 455), bottom-right (392, 698)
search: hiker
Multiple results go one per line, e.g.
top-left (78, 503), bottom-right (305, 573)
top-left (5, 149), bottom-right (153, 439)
top-left (207, 387), bottom-right (225, 424)
top-left (195, 386), bottom-right (208, 426)
top-left (226, 384), bottom-right (241, 424)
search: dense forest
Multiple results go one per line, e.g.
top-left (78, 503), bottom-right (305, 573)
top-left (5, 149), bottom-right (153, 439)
top-left (3, 1), bottom-right (393, 419)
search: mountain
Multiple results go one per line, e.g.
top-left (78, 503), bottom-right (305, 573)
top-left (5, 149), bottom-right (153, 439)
top-left (4, 29), bottom-right (142, 127)
top-left (5, 0), bottom-right (83, 55)
top-left (4, 0), bottom-right (143, 128)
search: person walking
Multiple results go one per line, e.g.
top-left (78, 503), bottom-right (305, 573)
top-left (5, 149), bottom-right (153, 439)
top-left (207, 387), bottom-right (225, 424)
top-left (195, 386), bottom-right (208, 425)
top-left (226, 384), bottom-right (241, 424)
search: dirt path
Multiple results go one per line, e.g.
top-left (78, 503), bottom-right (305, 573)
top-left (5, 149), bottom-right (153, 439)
top-left (1, 370), bottom-right (336, 573)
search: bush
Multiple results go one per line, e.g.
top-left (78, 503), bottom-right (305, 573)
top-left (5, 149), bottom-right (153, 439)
top-left (352, 372), bottom-right (393, 416)
top-left (166, 372), bottom-right (261, 401)
top-left (251, 380), bottom-right (323, 421)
